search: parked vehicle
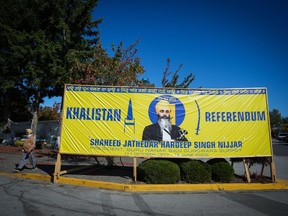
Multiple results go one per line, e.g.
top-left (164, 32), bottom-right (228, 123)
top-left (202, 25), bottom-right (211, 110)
top-left (277, 132), bottom-right (288, 141)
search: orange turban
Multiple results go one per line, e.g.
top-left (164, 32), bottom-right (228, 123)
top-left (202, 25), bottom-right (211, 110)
top-left (155, 100), bottom-right (171, 114)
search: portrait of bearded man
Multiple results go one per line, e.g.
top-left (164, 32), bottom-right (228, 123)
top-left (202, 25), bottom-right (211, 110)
top-left (142, 100), bottom-right (187, 141)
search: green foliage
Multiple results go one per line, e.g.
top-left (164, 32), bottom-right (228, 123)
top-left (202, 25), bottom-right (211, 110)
top-left (137, 78), bottom-right (155, 87)
top-left (165, 158), bottom-right (192, 165)
top-left (269, 109), bottom-right (288, 137)
top-left (211, 162), bottom-right (234, 183)
top-left (198, 160), bottom-right (212, 174)
top-left (0, 88), bottom-right (32, 122)
top-left (269, 109), bottom-right (282, 128)
top-left (70, 41), bottom-right (145, 86)
top-left (38, 102), bottom-right (61, 120)
top-left (179, 160), bottom-right (211, 183)
top-left (137, 159), bottom-right (181, 184)
top-left (0, 0), bottom-right (198, 124)
top-left (206, 158), bottom-right (228, 165)
top-left (0, 0), bottom-right (101, 122)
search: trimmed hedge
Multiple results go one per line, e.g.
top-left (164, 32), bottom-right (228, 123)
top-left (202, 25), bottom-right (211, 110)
top-left (211, 162), bottom-right (234, 183)
top-left (180, 160), bottom-right (211, 183)
top-left (137, 159), bottom-right (181, 184)
top-left (206, 158), bottom-right (228, 165)
top-left (137, 158), bottom-right (235, 184)
top-left (166, 158), bottom-right (192, 165)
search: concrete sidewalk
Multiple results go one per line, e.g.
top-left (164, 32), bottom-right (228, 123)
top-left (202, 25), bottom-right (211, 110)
top-left (0, 144), bottom-right (287, 192)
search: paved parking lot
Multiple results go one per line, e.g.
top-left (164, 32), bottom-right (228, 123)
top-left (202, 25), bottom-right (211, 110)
top-left (0, 139), bottom-right (287, 192)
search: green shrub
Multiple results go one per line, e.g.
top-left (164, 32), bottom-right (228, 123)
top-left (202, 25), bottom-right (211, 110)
top-left (206, 158), bottom-right (228, 165)
top-left (180, 160), bottom-right (211, 183)
top-left (166, 158), bottom-right (192, 165)
top-left (211, 162), bottom-right (234, 183)
top-left (198, 160), bottom-right (212, 174)
top-left (137, 159), bottom-right (181, 184)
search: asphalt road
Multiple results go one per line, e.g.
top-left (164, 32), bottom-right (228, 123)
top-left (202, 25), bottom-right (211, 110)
top-left (273, 139), bottom-right (288, 156)
top-left (272, 139), bottom-right (288, 180)
top-left (0, 139), bottom-right (287, 216)
top-left (1, 174), bottom-right (288, 216)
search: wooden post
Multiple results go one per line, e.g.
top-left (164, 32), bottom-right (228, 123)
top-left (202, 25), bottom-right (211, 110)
top-left (243, 158), bottom-right (251, 183)
top-left (133, 157), bottom-right (137, 182)
top-left (269, 156), bottom-right (276, 182)
top-left (53, 153), bottom-right (62, 183)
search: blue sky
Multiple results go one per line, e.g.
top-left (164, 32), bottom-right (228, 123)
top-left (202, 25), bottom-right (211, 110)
top-left (45, 0), bottom-right (288, 117)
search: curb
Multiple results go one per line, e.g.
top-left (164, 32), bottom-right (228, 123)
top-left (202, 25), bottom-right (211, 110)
top-left (1, 172), bottom-right (288, 192)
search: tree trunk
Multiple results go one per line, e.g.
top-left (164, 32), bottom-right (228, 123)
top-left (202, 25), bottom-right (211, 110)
top-left (31, 111), bottom-right (38, 146)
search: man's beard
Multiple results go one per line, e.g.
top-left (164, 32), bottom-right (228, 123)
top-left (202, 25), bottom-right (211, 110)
top-left (158, 116), bottom-right (172, 132)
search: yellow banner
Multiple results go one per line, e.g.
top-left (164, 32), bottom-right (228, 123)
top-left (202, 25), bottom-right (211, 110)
top-left (60, 85), bottom-right (272, 158)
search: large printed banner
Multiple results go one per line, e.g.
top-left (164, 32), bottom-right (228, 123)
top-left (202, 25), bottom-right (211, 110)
top-left (60, 85), bottom-right (272, 158)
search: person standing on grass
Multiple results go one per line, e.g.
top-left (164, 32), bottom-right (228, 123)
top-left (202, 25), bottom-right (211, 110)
top-left (14, 129), bottom-right (37, 172)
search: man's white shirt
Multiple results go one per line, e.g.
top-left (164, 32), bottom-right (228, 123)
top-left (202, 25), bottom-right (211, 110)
top-left (162, 127), bottom-right (172, 141)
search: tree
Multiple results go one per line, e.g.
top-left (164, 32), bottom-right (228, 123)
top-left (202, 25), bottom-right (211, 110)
top-left (161, 58), bottom-right (195, 88)
top-left (269, 109), bottom-right (284, 138)
top-left (69, 40), bottom-right (146, 86)
top-left (0, 0), bottom-right (195, 130)
top-left (269, 109), bottom-right (282, 128)
top-left (0, 0), bottom-right (101, 133)
top-left (38, 102), bottom-right (61, 121)
top-left (0, 88), bottom-right (32, 123)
